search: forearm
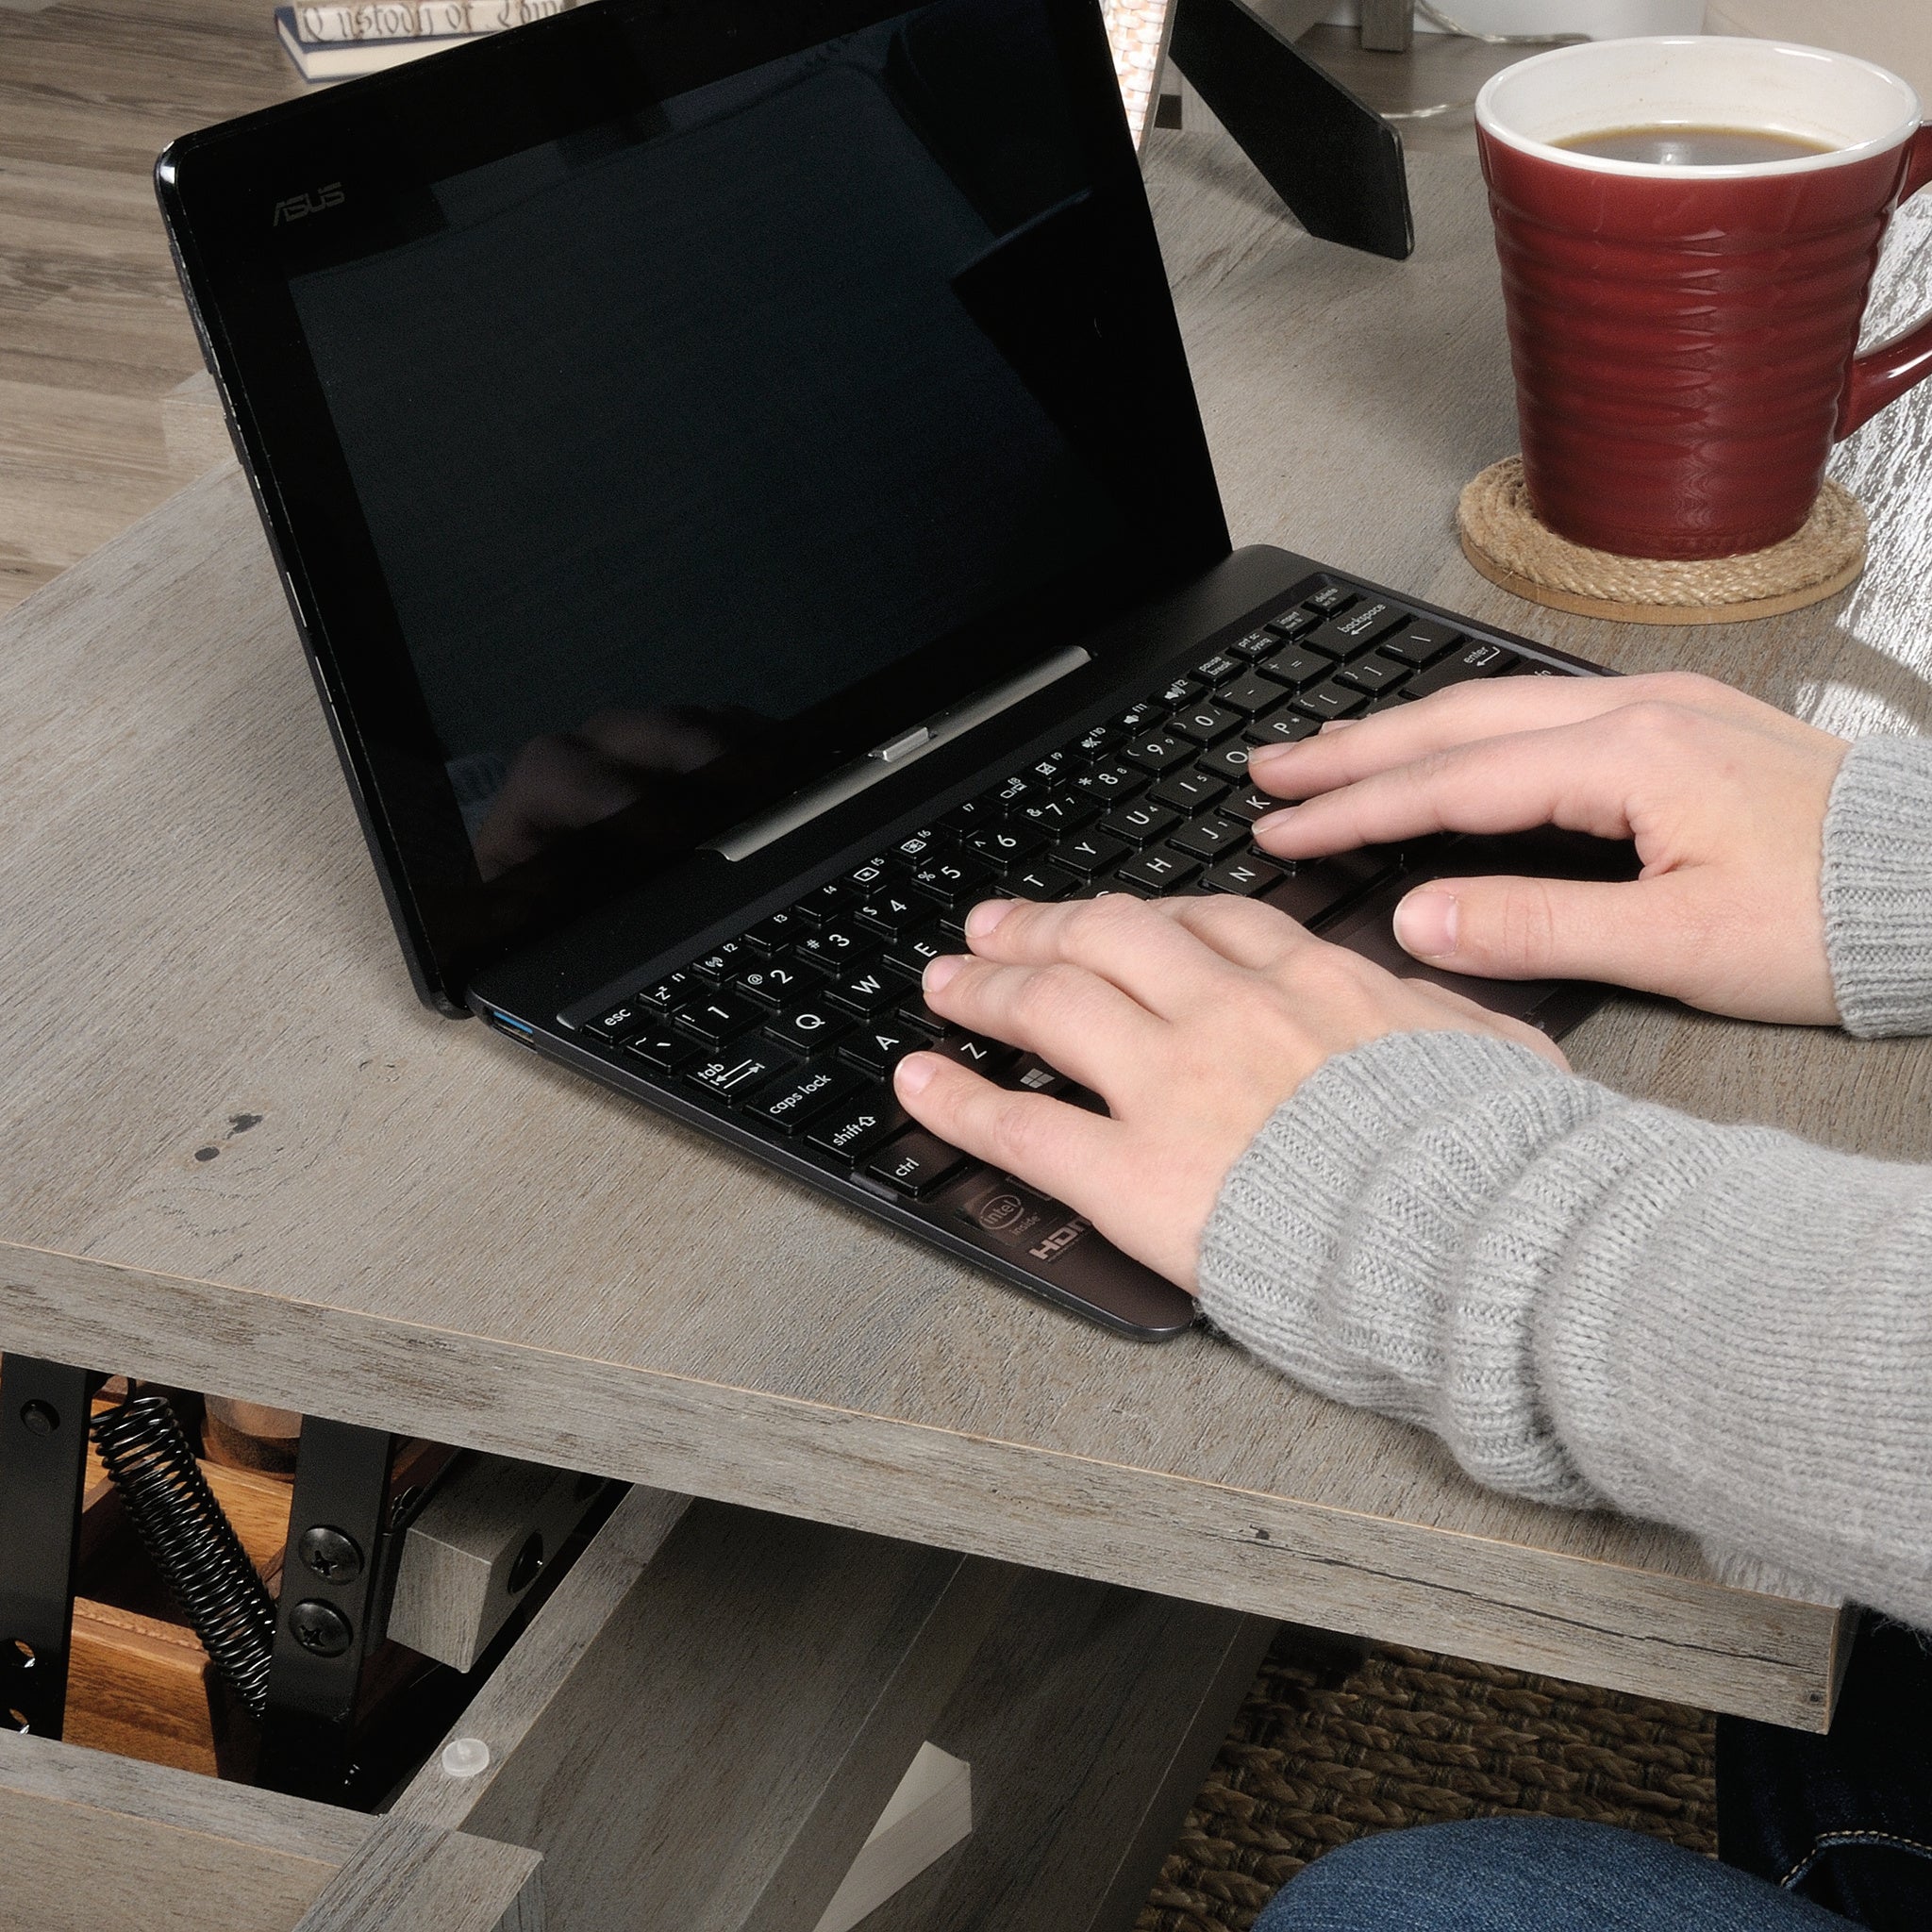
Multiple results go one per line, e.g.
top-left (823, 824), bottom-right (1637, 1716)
top-left (1199, 1032), bottom-right (1932, 1625)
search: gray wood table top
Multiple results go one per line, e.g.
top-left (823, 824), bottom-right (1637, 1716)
top-left (8, 124), bottom-right (1928, 1732)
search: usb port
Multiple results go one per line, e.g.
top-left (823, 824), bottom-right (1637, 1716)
top-left (487, 1009), bottom-right (536, 1044)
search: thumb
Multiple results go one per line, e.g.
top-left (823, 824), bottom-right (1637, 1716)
top-left (1392, 874), bottom-right (1662, 987)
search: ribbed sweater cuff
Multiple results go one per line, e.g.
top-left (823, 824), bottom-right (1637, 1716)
top-left (1198, 1030), bottom-right (1621, 1508)
top-left (1824, 735), bottom-right (1932, 1038)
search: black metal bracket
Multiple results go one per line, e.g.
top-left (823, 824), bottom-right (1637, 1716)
top-left (1169, 0), bottom-right (1414, 260)
top-left (258, 1417), bottom-right (396, 1799)
top-left (0, 1357), bottom-right (104, 1740)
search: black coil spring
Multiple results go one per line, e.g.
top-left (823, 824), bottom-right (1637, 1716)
top-left (91, 1392), bottom-right (276, 1719)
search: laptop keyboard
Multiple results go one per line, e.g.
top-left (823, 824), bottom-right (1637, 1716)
top-left (575, 580), bottom-right (1538, 1211)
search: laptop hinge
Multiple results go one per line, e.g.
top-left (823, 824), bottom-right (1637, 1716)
top-left (706, 645), bottom-right (1091, 862)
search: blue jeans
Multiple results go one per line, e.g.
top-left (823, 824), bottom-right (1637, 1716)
top-left (1252, 1818), bottom-right (1855, 1931)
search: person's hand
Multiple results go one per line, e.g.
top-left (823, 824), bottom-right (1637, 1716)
top-left (1246, 672), bottom-right (1850, 1025)
top-left (892, 895), bottom-right (1566, 1290)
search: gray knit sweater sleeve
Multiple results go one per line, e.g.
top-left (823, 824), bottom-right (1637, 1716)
top-left (1197, 735), bottom-right (1932, 1628)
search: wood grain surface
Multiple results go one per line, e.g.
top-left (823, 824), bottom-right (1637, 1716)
top-left (8, 126), bottom-right (1930, 1729)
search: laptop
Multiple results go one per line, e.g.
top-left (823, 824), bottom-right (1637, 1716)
top-left (156, 0), bottom-right (1628, 1340)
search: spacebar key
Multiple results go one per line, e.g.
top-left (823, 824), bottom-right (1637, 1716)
top-left (866, 1129), bottom-right (968, 1197)
top-left (1261, 849), bottom-right (1399, 925)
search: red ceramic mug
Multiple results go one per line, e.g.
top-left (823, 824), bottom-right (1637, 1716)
top-left (1474, 37), bottom-right (1932, 560)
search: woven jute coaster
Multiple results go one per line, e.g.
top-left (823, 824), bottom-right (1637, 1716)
top-left (1457, 456), bottom-right (1867, 625)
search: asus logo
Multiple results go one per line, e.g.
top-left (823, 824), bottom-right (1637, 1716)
top-left (273, 183), bottom-right (345, 225)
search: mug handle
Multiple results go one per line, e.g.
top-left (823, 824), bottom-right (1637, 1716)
top-left (1838, 124), bottom-right (1932, 439)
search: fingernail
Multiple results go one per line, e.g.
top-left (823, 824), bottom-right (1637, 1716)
top-left (965, 899), bottom-right (1015, 940)
top-left (894, 1053), bottom-right (938, 1096)
top-left (1246, 742), bottom-right (1296, 774)
top-left (1319, 717), bottom-right (1361, 734)
top-left (1251, 808), bottom-right (1294, 841)
top-left (1393, 889), bottom-right (1457, 958)
top-left (924, 954), bottom-right (963, 995)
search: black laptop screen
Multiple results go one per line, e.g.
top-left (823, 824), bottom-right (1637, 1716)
top-left (162, 0), bottom-right (1227, 997)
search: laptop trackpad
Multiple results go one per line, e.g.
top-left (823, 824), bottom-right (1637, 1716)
top-left (1321, 829), bottom-right (1639, 1030)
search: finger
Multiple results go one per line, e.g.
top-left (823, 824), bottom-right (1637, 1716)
top-left (921, 952), bottom-right (1162, 1092)
top-left (1246, 671), bottom-right (1743, 802)
top-left (1396, 976), bottom-right (1572, 1071)
top-left (1391, 871), bottom-right (1695, 993)
top-left (1140, 891), bottom-right (1321, 970)
top-left (1249, 714), bottom-right (1645, 860)
top-left (892, 1053), bottom-right (1116, 1205)
top-left (960, 894), bottom-right (1237, 1021)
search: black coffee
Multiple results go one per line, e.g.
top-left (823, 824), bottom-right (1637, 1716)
top-left (1554, 125), bottom-right (1837, 166)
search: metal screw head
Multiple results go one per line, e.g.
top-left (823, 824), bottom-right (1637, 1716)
top-left (289, 1600), bottom-right (353, 1658)
top-left (298, 1524), bottom-right (364, 1584)
top-left (508, 1531), bottom-right (545, 1595)
top-left (18, 1401), bottom-right (58, 1437)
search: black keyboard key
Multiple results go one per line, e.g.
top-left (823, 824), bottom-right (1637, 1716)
top-left (936, 1032), bottom-right (1014, 1075)
top-left (1197, 740), bottom-right (1257, 781)
top-left (1072, 761), bottom-right (1145, 804)
top-left (1155, 674), bottom-right (1206, 708)
top-left (909, 854), bottom-right (994, 904)
top-left (853, 889), bottom-right (924, 936)
top-left (621, 1028), bottom-right (701, 1072)
top-left (1114, 846), bottom-right (1199, 892)
top-left (883, 928), bottom-right (948, 978)
top-left (1201, 854), bottom-right (1285, 896)
top-left (794, 922), bottom-right (867, 971)
top-left (1219, 672), bottom-right (1284, 715)
top-left (1218, 785), bottom-right (1280, 824)
top-left (1098, 797), bottom-right (1179, 845)
top-left (764, 1001), bottom-right (850, 1053)
top-left (1151, 768), bottom-right (1228, 814)
top-left (1245, 707), bottom-right (1321, 747)
top-left (941, 796), bottom-right (1005, 836)
top-left (1257, 644), bottom-right (1332, 687)
top-left (793, 881), bottom-right (858, 924)
top-left (896, 993), bottom-right (946, 1036)
top-left (841, 1019), bottom-right (926, 1076)
top-left (866, 1129), bottom-right (968, 1197)
top-left (675, 994), bottom-right (761, 1044)
top-left (687, 1042), bottom-right (797, 1102)
top-left (1053, 829), bottom-right (1131, 875)
top-left (1171, 702), bottom-right (1243, 746)
top-left (1262, 851), bottom-right (1401, 925)
top-left (807, 1093), bottom-right (907, 1160)
top-left (731, 958), bottom-right (813, 1008)
top-left (1003, 860), bottom-right (1076, 900)
top-left (1406, 640), bottom-right (1521, 696)
top-left (1072, 721), bottom-right (1123, 761)
top-left (637, 971), bottom-right (698, 1015)
top-left (988, 771), bottom-right (1034, 811)
top-left (1380, 617), bottom-right (1462, 666)
top-left (748, 1059), bottom-right (868, 1134)
top-left (1122, 733), bottom-right (1195, 774)
top-left (1227, 626), bottom-right (1279, 659)
top-left (742, 912), bottom-right (806, 957)
top-left (1194, 651), bottom-right (1242, 684)
top-left (824, 965), bottom-right (899, 1017)
top-left (892, 827), bottom-right (943, 864)
top-left (1302, 584), bottom-right (1356, 615)
top-left (1292, 679), bottom-right (1369, 723)
top-left (587, 999), bottom-right (648, 1043)
top-left (1116, 700), bottom-right (1164, 734)
top-left (965, 823), bottom-right (1045, 866)
top-left (689, 940), bottom-right (752, 985)
top-left (843, 855), bottom-right (900, 892)
top-left (1170, 816), bottom-right (1247, 862)
top-left (1307, 598), bottom-right (1407, 659)
top-left (1018, 789), bottom-right (1098, 834)
top-left (1266, 607), bottom-right (1324, 640)
top-left (1338, 653), bottom-right (1408, 695)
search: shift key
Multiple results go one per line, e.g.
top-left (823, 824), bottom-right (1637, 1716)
top-left (866, 1129), bottom-right (969, 1196)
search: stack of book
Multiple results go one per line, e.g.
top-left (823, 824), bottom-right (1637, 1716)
top-left (275, 0), bottom-right (583, 82)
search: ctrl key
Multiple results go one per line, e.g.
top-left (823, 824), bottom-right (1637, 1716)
top-left (865, 1128), bottom-right (968, 1197)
